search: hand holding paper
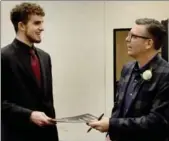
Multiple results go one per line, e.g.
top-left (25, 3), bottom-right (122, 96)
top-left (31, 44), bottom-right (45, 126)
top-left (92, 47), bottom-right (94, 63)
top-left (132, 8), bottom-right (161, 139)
top-left (87, 113), bottom-right (104, 132)
top-left (87, 116), bottom-right (109, 133)
top-left (30, 111), bottom-right (57, 127)
top-left (55, 113), bottom-right (109, 133)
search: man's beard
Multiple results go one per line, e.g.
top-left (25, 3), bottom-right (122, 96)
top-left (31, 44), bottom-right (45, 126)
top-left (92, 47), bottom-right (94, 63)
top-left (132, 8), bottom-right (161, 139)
top-left (28, 35), bottom-right (41, 43)
top-left (26, 32), bottom-right (41, 44)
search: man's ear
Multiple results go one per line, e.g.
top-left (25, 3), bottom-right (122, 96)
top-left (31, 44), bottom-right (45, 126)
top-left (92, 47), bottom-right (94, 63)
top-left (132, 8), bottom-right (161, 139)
top-left (18, 22), bottom-right (26, 32)
top-left (145, 39), bottom-right (153, 50)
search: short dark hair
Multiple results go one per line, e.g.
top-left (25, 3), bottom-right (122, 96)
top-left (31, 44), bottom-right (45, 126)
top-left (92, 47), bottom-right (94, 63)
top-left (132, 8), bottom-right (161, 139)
top-left (135, 18), bottom-right (167, 50)
top-left (10, 2), bottom-right (45, 32)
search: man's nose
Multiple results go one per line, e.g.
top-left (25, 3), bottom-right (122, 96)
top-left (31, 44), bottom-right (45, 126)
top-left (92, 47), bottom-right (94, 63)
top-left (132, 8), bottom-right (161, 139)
top-left (39, 24), bottom-right (44, 31)
top-left (125, 36), bottom-right (129, 42)
top-left (125, 35), bottom-right (131, 42)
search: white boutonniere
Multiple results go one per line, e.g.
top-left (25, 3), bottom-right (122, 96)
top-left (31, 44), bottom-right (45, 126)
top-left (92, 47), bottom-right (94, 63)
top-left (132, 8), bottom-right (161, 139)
top-left (141, 68), bottom-right (152, 81)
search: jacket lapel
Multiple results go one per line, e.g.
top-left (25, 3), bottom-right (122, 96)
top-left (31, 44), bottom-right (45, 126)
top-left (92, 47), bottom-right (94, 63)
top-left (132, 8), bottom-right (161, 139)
top-left (13, 45), bottom-right (38, 87)
top-left (13, 39), bottom-right (46, 89)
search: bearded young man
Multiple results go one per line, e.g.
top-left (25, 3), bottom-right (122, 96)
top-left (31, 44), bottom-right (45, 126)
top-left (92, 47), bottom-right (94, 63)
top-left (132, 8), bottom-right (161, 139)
top-left (1, 2), bottom-right (59, 141)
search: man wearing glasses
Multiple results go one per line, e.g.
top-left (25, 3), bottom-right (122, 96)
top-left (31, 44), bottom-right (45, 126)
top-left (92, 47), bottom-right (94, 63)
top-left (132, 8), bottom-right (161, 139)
top-left (87, 18), bottom-right (169, 141)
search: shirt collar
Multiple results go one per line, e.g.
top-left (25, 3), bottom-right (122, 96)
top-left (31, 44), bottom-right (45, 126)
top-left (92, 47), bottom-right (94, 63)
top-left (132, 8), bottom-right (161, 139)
top-left (133, 53), bottom-right (159, 74)
top-left (13, 38), bottom-right (36, 54)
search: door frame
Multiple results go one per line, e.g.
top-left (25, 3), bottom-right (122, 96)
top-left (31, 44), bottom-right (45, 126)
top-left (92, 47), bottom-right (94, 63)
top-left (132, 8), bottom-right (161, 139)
top-left (113, 28), bottom-right (131, 101)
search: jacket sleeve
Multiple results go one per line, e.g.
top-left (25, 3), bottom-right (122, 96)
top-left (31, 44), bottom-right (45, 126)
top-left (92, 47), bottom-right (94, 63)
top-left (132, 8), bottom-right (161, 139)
top-left (45, 54), bottom-right (56, 118)
top-left (1, 54), bottom-right (32, 125)
top-left (108, 73), bottom-right (169, 141)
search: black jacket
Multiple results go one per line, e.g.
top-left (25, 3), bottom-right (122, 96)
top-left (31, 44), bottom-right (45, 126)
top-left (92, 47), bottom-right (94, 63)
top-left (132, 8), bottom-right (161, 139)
top-left (1, 39), bottom-right (59, 141)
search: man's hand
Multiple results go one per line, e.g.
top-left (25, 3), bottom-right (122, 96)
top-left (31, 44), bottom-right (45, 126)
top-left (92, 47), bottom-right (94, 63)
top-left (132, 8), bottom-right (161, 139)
top-left (30, 111), bottom-right (56, 127)
top-left (88, 117), bottom-right (109, 132)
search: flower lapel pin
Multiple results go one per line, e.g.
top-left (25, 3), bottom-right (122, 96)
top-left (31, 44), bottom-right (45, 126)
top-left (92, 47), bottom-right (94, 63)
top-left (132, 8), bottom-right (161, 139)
top-left (141, 68), bottom-right (153, 81)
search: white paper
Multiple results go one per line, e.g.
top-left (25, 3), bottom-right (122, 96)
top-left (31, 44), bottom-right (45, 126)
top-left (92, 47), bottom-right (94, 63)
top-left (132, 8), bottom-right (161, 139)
top-left (56, 113), bottom-right (98, 123)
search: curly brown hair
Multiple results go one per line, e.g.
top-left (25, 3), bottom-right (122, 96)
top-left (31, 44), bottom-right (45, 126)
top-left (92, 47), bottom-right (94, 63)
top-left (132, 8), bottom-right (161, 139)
top-left (10, 2), bottom-right (45, 32)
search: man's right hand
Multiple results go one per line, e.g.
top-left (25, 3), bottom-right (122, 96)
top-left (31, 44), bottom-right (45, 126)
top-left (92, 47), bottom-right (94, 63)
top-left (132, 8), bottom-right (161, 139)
top-left (30, 111), bottom-right (56, 127)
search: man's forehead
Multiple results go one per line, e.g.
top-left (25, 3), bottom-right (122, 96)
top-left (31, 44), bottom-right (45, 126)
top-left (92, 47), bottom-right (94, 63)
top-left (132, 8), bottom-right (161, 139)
top-left (130, 24), bottom-right (147, 34)
top-left (29, 14), bottom-right (44, 22)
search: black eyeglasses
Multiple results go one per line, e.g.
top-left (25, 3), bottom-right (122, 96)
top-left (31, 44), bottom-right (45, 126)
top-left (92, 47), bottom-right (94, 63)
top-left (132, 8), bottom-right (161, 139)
top-left (127, 32), bottom-right (151, 41)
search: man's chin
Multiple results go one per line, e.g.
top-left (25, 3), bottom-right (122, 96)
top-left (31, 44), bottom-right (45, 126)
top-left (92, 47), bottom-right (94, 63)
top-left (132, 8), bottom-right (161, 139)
top-left (27, 36), bottom-right (42, 44)
top-left (127, 51), bottom-right (134, 57)
top-left (34, 39), bottom-right (41, 44)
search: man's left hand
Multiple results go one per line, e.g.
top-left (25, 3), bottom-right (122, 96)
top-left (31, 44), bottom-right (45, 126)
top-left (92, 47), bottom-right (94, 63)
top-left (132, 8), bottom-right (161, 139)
top-left (88, 117), bottom-right (109, 132)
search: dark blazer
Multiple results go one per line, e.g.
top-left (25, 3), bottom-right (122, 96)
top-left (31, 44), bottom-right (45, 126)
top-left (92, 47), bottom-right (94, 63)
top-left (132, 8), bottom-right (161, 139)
top-left (108, 54), bottom-right (169, 141)
top-left (1, 39), bottom-right (59, 141)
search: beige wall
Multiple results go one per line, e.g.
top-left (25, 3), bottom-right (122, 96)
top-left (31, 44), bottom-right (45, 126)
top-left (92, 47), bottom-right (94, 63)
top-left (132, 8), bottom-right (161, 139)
top-left (1, 1), bottom-right (169, 141)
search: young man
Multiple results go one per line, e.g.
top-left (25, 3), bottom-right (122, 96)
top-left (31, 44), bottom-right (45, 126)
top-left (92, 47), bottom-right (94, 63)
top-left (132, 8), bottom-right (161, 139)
top-left (88, 18), bottom-right (169, 141)
top-left (1, 2), bottom-right (59, 141)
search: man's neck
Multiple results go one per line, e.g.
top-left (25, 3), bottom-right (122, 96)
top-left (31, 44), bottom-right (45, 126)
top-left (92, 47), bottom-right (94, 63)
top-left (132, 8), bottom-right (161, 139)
top-left (136, 51), bottom-right (158, 68)
top-left (16, 33), bottom-right (33, 47)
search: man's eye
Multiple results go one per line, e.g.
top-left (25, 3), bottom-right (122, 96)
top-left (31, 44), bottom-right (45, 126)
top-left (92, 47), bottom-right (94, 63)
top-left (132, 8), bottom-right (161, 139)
top-left (34, 21), bottom-right (41, 25)
top-left (132, 35), bottom-right (137, 38)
